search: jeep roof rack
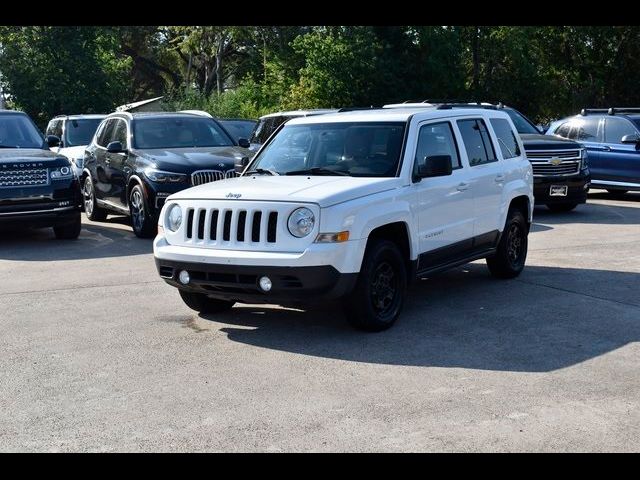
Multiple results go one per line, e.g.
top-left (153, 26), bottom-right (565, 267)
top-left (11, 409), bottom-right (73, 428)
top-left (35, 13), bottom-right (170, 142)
top-left (337, 106), bottom-right (378, 112)
top-left (580, 107), bottom-right (640, 116)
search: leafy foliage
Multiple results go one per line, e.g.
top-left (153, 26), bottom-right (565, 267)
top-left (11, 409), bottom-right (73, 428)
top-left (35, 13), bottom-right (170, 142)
top-left (3, 26), bottom-right (640, 126)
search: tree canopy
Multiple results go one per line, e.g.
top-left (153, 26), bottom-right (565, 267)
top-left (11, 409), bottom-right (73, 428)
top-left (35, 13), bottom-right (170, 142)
top-left (2, 26), bottom-right (640, 127)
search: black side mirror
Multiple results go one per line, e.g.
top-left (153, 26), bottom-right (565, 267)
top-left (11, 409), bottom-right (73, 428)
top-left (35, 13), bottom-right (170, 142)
top-left (46, 135), bottom-right (61, 148)
top-left (621, 134), bottom-right (640, 144)
top-left (238, 138), bottom-right (250, 148)
top-left (106, 141), bottom-right (125, 153)
top-left (417, 155), bottom-right (453, 179)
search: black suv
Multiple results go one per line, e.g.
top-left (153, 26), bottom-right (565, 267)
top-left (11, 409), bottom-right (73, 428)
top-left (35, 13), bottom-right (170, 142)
top-left (0, 110), bottom-right (81, 239)
top-left (385, 101), bottom-right (591, 212)
top-left (82, 112), bottom-right (252, 238)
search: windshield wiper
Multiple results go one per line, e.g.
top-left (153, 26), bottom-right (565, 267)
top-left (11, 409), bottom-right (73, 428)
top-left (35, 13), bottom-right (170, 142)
top-left (285, 167), bottom-right (350, 176)
top-left (245, 168), bottom-right (279, 176)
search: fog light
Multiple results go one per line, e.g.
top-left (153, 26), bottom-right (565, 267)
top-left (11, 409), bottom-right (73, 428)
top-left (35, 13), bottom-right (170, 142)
top-left (179, 270), bottom-right (190, 285)
top-left (258, 276), bottom-right (272, 292)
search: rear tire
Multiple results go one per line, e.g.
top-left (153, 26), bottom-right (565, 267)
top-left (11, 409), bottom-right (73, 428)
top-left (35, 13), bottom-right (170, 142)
top-left (487, 208), bottom-right (528, 279)
top-left (179, 290), bottom-right (235, 314)
top-left (546, 202), bottom-right (578, 212)
top-left (53, 213), bottom-right (82, 239)
top-left (129, 184), bottom-right (156, 238)
top-left (83, 175), bottom-right (108, 221)
top-left (343, 239), bottom-right (407, 332)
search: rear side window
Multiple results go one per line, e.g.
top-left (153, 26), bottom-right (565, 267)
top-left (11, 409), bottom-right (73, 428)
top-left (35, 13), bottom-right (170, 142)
top-left (574, 117), bottom-right (599, 141)
top-left (414, 121), bottom-right (461, 173)
top-left (489, 118), bottom-right (521, 159)
top-left (555, 122), bottom-right (571, 138)
top-left (457, 118), bottom-right (497, 166)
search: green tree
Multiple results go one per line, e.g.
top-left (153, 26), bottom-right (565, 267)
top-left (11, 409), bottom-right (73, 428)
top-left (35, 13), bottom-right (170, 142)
top-left (0, 26), bottom-right (130, 128)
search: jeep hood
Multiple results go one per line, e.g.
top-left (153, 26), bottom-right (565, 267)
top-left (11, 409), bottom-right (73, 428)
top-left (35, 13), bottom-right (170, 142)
top-left (169, 175), bottom-right (402, 208)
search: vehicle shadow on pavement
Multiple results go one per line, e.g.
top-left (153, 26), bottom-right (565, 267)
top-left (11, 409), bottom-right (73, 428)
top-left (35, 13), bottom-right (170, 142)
top-left (533, 201), bottom-right (640, 225)
top-left (202, 263), bottom-right (640, 373)
top-left (0, 222), bottom-right (151, 261)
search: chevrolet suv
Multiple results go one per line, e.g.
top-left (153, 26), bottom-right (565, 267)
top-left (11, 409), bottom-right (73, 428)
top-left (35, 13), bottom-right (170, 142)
top-left (82, 112), bottom-right (252, 238)
top-left (154, 107), bottom-right (533, 331)
top-left (547, 107), bottom-right (640, 194)
top-left (0, 110), bottom-right (81, 239)
top-left (385, 102), bottom-right (590, 212)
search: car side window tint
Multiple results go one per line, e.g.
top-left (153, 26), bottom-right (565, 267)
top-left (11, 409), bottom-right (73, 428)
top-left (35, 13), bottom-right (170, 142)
top-left (605, 117), bottom-right (637, 144)
top-left (414, 122), bottom-right (461, 174)
top-left (489, 118), bottom-right (521, 159)
top-left (555, 122), bottom-right (571, 138)
top-left (457, 118), bottom-right (497, 166)
top-left (112, 119), bottom-right (128, 147)
top-left (97, 119), bottom-right (115, 147)
top-left (575, 118), bottom-right (599, 141)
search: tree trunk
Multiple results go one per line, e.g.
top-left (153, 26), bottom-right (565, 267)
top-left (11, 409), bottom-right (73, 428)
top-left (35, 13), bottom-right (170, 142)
top-left (216, 35), bottom-right (224, 96)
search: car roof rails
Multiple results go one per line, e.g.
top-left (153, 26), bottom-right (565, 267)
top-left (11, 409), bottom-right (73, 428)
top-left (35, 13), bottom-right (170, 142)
top-left (580, 107), bottom-right (640, 116)
top-left (337, 106), bottom-right (378, 112)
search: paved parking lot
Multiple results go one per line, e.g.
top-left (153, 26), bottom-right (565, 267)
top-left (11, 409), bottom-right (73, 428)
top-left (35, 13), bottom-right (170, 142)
top-left (1, 189), bottom-right (639, 452)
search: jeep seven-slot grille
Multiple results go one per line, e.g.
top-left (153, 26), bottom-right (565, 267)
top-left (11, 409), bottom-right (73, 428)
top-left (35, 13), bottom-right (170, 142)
top-left (0, 168), bottom-right (49, 188)
top-left (185, 208), bottom-right (278, 243)
top-left (190, 169), bottom-right (238, 186)
top-left (525, 149), bottom-right (581, 176)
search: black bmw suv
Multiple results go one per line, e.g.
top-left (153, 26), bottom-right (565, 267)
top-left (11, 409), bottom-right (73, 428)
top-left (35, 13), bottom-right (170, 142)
top-left (82, 112), bottom-right (252, 238)
top-left (0, 110), bottom-right (81, 239)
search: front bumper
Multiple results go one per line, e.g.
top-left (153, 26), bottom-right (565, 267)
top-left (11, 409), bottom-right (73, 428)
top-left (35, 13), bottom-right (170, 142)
top-left (155, 258), bottom-right (357, 305)
top-left (0, 178), bottom-right (82, 229)
top-left (533, 171), bottom-right (590, 204)
top-left (153, 235), bottom-right (363, 305)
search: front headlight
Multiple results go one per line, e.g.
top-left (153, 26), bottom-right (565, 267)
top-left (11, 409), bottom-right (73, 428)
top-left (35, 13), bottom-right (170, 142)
top-left (166, 204), bottom-right (182, 232)
top-left (581, 149), bottom-right (589, 169)
top-left (144, 168), bottom-right (188, 183)
top-left (50, 166), bottom-right (73, 179)
top-left (287, 207), bottom-right (315, 238)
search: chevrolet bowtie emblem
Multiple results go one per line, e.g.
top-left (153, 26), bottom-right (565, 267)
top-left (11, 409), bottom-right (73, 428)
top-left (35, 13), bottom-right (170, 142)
top-left (550, 157), bottom-right (562, 166)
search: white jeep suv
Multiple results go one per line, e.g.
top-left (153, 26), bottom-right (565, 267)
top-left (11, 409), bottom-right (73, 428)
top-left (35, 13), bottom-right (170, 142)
top-left (153, 107), bottom-right (533, 331)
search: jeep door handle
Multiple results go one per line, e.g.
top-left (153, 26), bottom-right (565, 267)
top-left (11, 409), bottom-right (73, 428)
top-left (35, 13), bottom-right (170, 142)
top-left (495, 174), bottom-right (505, 183)
top-left (457, 182), bottom-right (470, 191)
top-left (602, 145), bottom-right (611, 152)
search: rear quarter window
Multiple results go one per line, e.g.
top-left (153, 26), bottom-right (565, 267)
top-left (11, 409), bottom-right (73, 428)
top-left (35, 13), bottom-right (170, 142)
top-left (490, 118), bottom-right (521, 159)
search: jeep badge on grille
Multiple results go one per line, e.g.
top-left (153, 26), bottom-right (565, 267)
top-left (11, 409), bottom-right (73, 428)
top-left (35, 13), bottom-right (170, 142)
top-left (226, 193), bottom-right (241, 199)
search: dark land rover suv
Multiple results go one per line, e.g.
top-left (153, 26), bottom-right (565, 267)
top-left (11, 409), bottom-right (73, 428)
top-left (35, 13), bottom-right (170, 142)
top-left (385, 101), bottom-right (591, 211)
top-left (0, 110), bottom-right (81, 239)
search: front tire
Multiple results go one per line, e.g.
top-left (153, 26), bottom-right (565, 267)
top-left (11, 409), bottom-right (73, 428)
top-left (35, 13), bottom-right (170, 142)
top-left (343, 239), bottom-right (407, 332)
top-left (53, 213), bottom-right (82, 240)
top-left (83, 175), bottom-right (108, 221)
top-left (487, 208), bottom-right (528, 279)
top-left (129, 184), bottom-right (156, 238)
top-left (179, 290), bottom-right (235, 314)
top-left (546, 202), bottom-right (578, 212)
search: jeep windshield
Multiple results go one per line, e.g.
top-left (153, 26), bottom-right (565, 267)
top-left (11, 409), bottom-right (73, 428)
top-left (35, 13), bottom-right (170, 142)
top-left (65, 118), bottom-right (104, 147)
top-left (133, 117), bottom-right (235, 149)
top-left (250, 122), bottom-right (406, 177)
top-left (0, 114), bottom-right (45, 149)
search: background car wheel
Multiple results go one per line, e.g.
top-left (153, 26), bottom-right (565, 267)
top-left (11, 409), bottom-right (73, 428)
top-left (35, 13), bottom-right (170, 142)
top-left (546, 203), bottom-right (578, 212)
top-left (129, 185), bottom-right (156, 238)
top-left (179, 290), bottom-right (235, 314)
top-left (83, 175), bottom-right (108, 221)
top-left (487, 208), bottom-right (528, 279)
top-left (53, 213), bottom-right (82, 240)
top-left (343, 239), bottom-right (407, 332)
top-left (606, 189), bottom-right (628, 195)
